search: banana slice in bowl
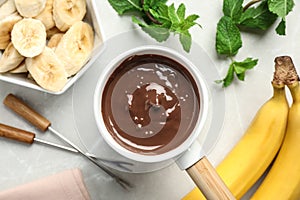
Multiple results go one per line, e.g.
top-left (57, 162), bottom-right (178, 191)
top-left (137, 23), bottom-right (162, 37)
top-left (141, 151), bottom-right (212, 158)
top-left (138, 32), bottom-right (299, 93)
top-left (15, 0), bottom-right (46, 18)
top-left (55, 21), bottom-right (94, 77)
top-left (34, 0), bottom-right (55, 30)
top-left (26, 47), bottom-right (68, 92)
top-left (0, 0), bottom-right (17, 20)
top-left (0, 12), bottom-right (22, 50)
top-left (53, 0), bottom-right (86, 32)
top-left (0, 42), bottom-right (24, 73)
top-left (11, 18), bottom-right (47, 58)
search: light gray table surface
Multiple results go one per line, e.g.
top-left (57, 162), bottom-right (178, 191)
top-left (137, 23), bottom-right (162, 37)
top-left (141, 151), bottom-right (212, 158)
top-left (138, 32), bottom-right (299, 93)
top-left (0, 0), bottom-right (299, 199)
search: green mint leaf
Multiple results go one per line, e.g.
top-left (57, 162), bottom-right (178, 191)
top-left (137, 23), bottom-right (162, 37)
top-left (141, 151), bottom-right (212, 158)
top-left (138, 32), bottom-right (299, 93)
top-left (268, 0), bottom-right (294, 18)
top-left (232, 57), bottom-right (258, 81)
top-left (218, 57), bottom-right (258, 87)
top-left (132, 15), bottom-right (148, 27)
top-left (232, 57), bottom-right (258, 73)
top-left (183, 14), bottom-right (201, 29)
top-left (168, 4), bottom-right (200, 32)
top-left (154, 3), bottom-right (170, 26)
top-left (222, 64), bottom-right (235, 87)
top-left (186, 14), bottom-right (200, 23)
top-left (147, 3), bottom-right (171, 27)
top-left (168, 3), bottom-right (199, 52)
top-left (142, 26), bottom-right (170, 42)
top-left (268, 0), bottom-right (294, 35)
top-left (221, 57), bottom-right (258, 86)
top-left (216, 16), bottom-right (242, 56)
top-left (108, 0), bottom-right (142, 15)
top-left (168, 3), bottom-right (180, 24)
top-left (236, 72), bottom-right (245, 81)
top-left (179, 31), bottom-right (192, 52)
top-left (177, 3), bottom-right (186, 21)
top-left (223, 0), bottom-right (243, 22)
top-left (180, 20), bottom-right (198, 31)
top-left (239, 1), bottom-right (277, 30)
top-left (132, 16), bottom-right (170, 42)
top-left (275, 19), bottom-right (286, 35)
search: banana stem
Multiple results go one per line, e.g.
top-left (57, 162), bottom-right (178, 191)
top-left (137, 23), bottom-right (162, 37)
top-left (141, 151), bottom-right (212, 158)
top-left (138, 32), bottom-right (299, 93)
top-left (272, 84), bottom-right (286, 100)
top-left (273, 56), bottom-right (299, 85)
top-left (288, 82), bottom-right (300, 102)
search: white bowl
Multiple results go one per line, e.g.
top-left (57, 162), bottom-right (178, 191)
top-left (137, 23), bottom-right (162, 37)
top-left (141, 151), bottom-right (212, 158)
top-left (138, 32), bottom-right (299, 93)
top-left (94, 45), bottom-right (209, 163)
top-left (0, 0), bottom-right (105, 95)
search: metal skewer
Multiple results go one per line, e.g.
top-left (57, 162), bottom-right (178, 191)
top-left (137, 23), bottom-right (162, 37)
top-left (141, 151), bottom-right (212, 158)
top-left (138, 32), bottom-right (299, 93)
top-left (0, 123), bottom-right (79, 153)
top-left (0, 123), bottom-right (132, 171)
top-left (34, 137), bottom-right (79, 152)
top-left (36, 137), bottom-right (133, 171)
top-left (3, 93), bottom-right (132, 190)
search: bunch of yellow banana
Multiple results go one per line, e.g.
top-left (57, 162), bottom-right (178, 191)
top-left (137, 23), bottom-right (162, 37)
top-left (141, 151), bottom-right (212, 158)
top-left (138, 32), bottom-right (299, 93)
top-left (0, 0), bottom-right (95, 92)
top-left (250, 56), bottom-right (300, 200)
top-left (183, 56), bottom-right (290, 200)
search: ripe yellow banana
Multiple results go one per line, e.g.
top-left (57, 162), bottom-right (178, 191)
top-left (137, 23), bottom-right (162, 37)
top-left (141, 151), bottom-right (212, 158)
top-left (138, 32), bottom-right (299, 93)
top-left (11, 18), bottom-right (46, 57)
top-left (217, 85), bottom-right (288, 198)
top-left (251, 56), bottom-right (300, 200)
top-left (182, 57), bottom-right (289, 200)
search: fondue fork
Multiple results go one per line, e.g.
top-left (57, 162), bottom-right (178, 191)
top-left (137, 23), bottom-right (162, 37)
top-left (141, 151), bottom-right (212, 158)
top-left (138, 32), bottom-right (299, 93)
top-left (0, 123), bottom-right (133, 172)
top-left (3, 94), bottom-right (133, 190)
top-left (0, 123), bottom-right (81, 153)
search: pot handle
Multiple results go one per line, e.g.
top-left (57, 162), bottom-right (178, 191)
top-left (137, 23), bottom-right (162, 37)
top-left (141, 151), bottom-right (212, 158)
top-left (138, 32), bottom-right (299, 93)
top-left (186, 156), bottom-right (235, 200)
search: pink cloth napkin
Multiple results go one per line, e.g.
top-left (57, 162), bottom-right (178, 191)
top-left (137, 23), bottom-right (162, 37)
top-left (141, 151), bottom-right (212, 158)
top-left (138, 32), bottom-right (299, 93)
top-left (0, 168), bottom-right (90, 200)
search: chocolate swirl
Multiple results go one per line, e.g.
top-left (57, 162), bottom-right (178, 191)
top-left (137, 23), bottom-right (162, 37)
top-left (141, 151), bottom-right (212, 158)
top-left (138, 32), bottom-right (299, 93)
top-left (101, 54), bottom-right (200, 154)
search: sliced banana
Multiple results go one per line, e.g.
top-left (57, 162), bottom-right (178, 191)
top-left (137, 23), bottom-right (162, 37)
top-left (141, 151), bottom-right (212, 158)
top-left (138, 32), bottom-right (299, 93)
top-left (0, 0), bottom-right (16, 20)
top-left (55, 21), bottom-right (94, 77)
top-left (0, 12), bottom-right (22, 50)
top-left (53, 0), bottom-right (86, 32)
top-left (0, 0), bottom-right (7, 6)
top-left (26, 47), bottom-right (68, 92)
top-left (47, 33), bottom-right (64, 50)
top-left (34, 0), bottom-right (55, 30)
top-left (11, 18), bottom-right (46, 57)
top-left (0, 42), bottom-right (25, 73)
top-left (9, 61), bottom-right (27, 73)
top-left (46, 26), bottom-right (64, 39)
top-left (15, 0), bottom-right (46, 18)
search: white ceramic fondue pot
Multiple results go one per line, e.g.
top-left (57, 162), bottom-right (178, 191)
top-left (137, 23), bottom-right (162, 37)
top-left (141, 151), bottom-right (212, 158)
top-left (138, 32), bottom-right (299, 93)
top-left (94, 45), bottom-right (235, 199)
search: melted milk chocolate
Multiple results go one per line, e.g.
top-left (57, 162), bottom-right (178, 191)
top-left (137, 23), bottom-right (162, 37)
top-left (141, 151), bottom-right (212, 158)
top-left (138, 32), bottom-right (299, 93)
top-left (102, 54), bottom-right (200, 155)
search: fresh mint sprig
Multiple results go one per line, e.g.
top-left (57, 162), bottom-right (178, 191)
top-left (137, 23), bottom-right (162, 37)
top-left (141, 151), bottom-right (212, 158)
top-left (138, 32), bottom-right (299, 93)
top-left (216, 0), bottom-right (294, 87)
top-left (268, 0), bottom-right (295, 35)
top-left (108, 0), bottom-right (201, 52)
